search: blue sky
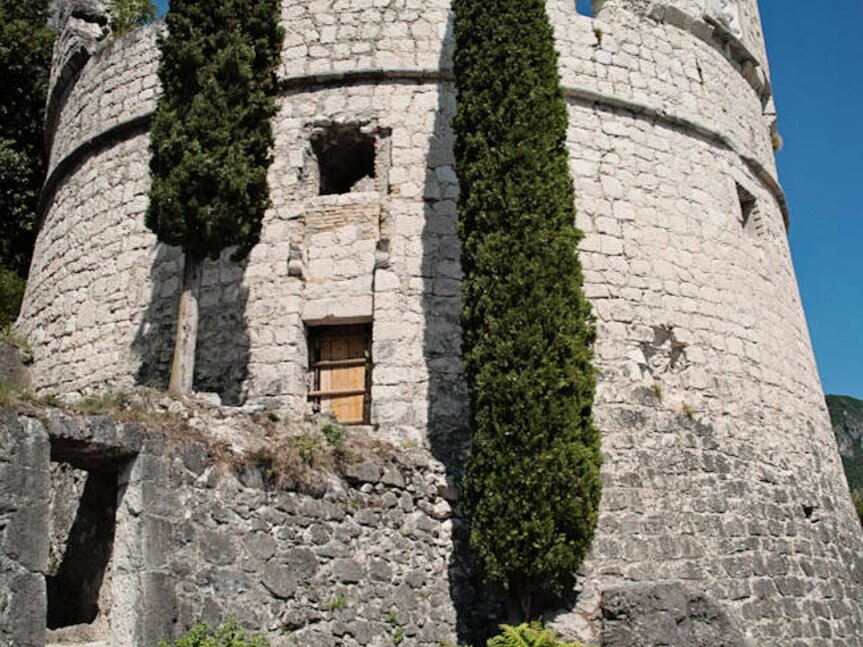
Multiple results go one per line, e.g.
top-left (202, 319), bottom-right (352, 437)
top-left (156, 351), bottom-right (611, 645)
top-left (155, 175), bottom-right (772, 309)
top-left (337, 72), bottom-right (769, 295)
top-left (760, 0), bottom-right (863, 398)
top-left (151, 0), bottom-right (862, 398)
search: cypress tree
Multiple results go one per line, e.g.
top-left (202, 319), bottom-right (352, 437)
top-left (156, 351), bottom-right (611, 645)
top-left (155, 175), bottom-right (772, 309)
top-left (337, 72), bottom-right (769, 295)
top-left (147, 0), bottom-right (283, 394)
top-left (0, 0), bottom-right (54, 326)
top-left (453, 0), bottom-right (603, 620)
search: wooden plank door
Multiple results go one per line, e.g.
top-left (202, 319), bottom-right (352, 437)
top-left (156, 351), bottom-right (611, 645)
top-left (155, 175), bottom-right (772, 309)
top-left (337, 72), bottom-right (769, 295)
top-left (318, 330), bottom-right (367, 424)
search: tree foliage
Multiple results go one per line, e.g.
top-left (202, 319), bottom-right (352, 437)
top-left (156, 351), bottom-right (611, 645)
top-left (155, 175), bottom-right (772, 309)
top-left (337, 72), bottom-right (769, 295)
top-left (487, 622), bottom-right (583, 647)
top-left (158, 620), bottom-right (269, 647)
top-left (147, 0), bottom-right (284, 263)
top-left (453, 0), bottom-right (602, 618)
top-left (109, 0), bottom-right (157, 37)
top-left (0, 0), bottom-right (54, 284)
top-left (852, 489), bottom-right (863, 529)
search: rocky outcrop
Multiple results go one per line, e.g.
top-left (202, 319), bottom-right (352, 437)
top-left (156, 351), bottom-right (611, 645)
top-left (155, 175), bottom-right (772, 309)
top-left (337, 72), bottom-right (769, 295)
top-left (601, 583), bottom-right (748, 647)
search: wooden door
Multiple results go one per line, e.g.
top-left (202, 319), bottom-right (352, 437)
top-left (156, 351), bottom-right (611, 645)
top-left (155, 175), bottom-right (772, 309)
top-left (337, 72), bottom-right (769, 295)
top-left (313, 326), bottom-right (369, 424)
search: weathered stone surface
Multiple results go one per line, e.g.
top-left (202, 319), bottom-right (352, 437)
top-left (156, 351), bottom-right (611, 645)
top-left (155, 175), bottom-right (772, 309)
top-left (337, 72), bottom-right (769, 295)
top-left (0, 341), bottom-right (31, 389)
top-left (10, 0), bottom-right (863, 645)
top-left (601, 583), bottom-right (749, 647)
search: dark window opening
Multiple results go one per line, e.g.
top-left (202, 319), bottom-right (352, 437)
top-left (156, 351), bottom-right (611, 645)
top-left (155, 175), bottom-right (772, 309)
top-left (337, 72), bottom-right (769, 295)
top-left (311, 125), bottom-right (377, 195)
top-left (736, 182), bottom-right (763, 239)
top-left (737, 183), bottom-right (756, 229)
top-left (308, 324), bottom-right (372, 424)
top-left (46, 466), bottom-right (119, 630)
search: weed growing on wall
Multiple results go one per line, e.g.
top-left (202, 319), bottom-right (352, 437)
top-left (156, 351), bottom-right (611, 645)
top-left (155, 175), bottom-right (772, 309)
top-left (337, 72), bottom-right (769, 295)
top-left (453, 0), bottom-right (602, 621)
top-left (108, 0), bottom-right (156, 37)
top-left (487, 622), bottom-right (583, 647)
top-left (159, 619), bottom-right (269, 647)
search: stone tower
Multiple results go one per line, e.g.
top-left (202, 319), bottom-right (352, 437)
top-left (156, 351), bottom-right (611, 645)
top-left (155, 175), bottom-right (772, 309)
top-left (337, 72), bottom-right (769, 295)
top-left (17, 0), bottom-right (863, 643)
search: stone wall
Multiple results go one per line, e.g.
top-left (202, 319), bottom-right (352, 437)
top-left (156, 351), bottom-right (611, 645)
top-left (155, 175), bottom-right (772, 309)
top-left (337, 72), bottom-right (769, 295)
top-left (16, 0), bottom-right (863, 644)
top-left (0, 409), bottom-right (487, 647)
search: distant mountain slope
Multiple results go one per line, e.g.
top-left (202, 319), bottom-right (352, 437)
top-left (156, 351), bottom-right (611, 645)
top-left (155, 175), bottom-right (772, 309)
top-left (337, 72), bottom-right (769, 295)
top-left (827, 395), bottom-right (863, 489)
top-left (826, 394), bottom-right (863, 525)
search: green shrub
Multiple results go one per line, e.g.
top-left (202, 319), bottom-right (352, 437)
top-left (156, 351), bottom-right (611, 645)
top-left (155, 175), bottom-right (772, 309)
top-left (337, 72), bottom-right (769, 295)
top-left (454, 0), bottom-right (602, 620)
top-left (0, 266), bottom-right (25, 328)
top-left (158, 619), bottom-right (269, 647)
top-left (0, 2), bottom-right (54, 279)
top-left (294, 434), bottom-right (321, 465)
top-left (487, 623), bottom-right (582, 647)
top-left (321, 420), bottom-right (346, 447)
top-left (852, 489), bottom-right (863, 528)
top-left (109, 0), bottom-right (156, 37)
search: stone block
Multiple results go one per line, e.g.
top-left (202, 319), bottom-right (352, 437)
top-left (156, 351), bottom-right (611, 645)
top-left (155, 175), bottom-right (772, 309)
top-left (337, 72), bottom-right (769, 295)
top-left (601, 582), bottom-right (747, 647)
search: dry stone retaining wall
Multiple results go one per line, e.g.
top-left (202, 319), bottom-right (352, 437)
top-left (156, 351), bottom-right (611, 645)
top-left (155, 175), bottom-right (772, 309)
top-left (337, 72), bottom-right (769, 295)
top-left (0, 410), bottom-right (482, 647)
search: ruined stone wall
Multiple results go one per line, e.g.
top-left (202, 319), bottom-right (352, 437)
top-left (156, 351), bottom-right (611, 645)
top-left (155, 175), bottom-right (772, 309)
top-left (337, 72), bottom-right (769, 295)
top-left (1, 410), bottom-right (472, 647)
top-left (16, 0), bottom-right (863, 644)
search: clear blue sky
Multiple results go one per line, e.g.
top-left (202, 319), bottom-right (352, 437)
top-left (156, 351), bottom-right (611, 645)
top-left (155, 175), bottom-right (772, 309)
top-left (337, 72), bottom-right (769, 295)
top-left (151, 0), bottom-right (862, 398)
top-left (761, 0), bottom-right (863, 399)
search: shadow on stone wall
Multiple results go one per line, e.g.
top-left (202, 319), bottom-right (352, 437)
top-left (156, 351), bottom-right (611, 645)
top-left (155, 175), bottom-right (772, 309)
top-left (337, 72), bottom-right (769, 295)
top-left (46, 468), bottom-right (118, 630)
top-left (421, 15), bottom-right (507, 644)
top-left (133, 243), bottom-right (251, 405)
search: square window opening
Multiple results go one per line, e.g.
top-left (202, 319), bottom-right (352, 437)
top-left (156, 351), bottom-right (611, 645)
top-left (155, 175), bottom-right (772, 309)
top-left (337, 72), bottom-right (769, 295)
top-left (308, 324), bottom-right (372, 425)
top-left (311, 125), bottom-right (377, 195)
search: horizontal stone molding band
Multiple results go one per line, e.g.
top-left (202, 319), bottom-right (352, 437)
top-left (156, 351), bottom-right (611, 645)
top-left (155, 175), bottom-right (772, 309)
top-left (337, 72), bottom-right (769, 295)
top-left (38, 112), bottom-right (152, 223)
top-left (279, 67), bottom-right (455, 93)
top-left (562, 85), bottom-right (789, 228)
top-left (41, 68), bottom-right (788, 231)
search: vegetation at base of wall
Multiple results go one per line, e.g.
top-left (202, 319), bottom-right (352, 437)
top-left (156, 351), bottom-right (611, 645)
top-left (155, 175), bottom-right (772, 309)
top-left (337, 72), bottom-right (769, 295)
top-left (453, 0), bottom-right (602, 620)
top-left (1, 324), bottom-right (33, 363)
top-left (243, 425), bottom-right (396, 494)
top-left (158, 619), bottom-right (269, 647)
top-left (321, 418), bottom-right (347, 447)
top-left (852, 490), bottom-right (863, 528)
top-left (0, 0), bottom-right (55, 311)
top-left (0, 268), bottom-right (26, 328)
top-left (487, 623), bottom-right (583, 647)
top-left (109, 0), bottom-right (156, 37)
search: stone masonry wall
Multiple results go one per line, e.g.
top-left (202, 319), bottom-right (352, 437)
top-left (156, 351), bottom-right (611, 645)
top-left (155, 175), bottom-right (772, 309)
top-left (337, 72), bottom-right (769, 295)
top-left (0, 409), bottom-right (473, 647)
top-left (16, 0), bottom-right (863, 644)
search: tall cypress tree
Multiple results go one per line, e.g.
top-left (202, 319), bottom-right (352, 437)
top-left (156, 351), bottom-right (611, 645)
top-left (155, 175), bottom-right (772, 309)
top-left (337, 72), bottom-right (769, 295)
top-left (147, 0), bottom-right (283, 395)
top-left (454, 0), bottom-right (602, 620)
top-left (0, 0), bottom-right (54, 326)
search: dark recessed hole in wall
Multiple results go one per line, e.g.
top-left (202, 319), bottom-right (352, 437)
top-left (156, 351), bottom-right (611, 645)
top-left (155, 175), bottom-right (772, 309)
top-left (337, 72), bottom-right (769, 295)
top-left (46, 467), bottom-right (119, 630)
top-left (311, 125), bottom-right (376, 195)
top-left (737, 185), bottom-right (755, 228)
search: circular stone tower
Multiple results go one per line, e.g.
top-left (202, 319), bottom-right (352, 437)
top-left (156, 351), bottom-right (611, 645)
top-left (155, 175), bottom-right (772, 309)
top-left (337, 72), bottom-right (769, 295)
top-left (19, 0), bottom-right (863, 643)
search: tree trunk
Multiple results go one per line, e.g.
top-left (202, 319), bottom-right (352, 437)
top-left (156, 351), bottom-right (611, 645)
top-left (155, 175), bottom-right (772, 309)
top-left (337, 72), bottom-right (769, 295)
top-left (168, 254), bottom-right (202, 397)
top-left (507, 588), bottom-right (527, 625)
